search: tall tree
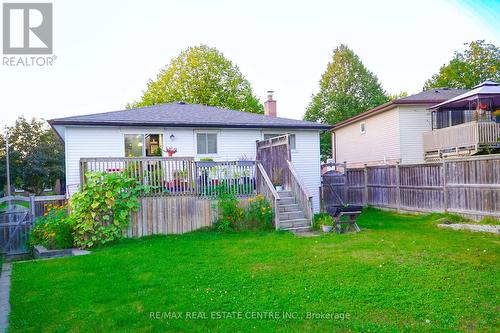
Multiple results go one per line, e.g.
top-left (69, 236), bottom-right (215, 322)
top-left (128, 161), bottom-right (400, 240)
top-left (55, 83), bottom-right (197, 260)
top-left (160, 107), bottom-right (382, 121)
top-left (424, 40), bottom-right (500, 89)
top-left (0, 117), bottom-right (64, 194)
top-left (129, 45), bottom-right (263, 113)
top-left (304, 44), bottom-right (388, 160)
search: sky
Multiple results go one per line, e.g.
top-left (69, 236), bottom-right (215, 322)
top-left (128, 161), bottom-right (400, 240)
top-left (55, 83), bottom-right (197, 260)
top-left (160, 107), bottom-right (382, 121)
top-left (0, 0), bottom-right (499, 128)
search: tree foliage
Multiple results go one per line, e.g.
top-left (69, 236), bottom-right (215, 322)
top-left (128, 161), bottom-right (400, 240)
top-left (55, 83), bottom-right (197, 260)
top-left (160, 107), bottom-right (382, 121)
top-left (304, 44), bottom-right (388, 160)
top-left (129, 45), bottom-right (263, 113)
top-left (0, 117), bottom-right (64, 194)
top-left (424, 40), bottom-right (500, 89)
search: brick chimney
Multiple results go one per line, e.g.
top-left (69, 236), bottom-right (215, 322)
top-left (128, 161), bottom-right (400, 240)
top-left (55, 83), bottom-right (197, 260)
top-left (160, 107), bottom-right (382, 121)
top-left (264, 91), bottom-right (277, 117)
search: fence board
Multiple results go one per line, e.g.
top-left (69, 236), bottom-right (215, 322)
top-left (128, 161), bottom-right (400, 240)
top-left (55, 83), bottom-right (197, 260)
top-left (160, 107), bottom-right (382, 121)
top-left (322, 155), bottom-right (500, 221)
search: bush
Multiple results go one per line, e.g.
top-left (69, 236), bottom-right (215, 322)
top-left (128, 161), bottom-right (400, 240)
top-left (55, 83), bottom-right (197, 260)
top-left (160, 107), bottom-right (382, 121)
top-left (214, 194), bottom-right (244, 231)
top-left (71, 172), bottom-right (144, 248)
top-left (313, 213), bottom-right (333, 230)
top-left (29, 204), bottom-right (73, 249)
top-left (243, 194), bottom-right (273, 230)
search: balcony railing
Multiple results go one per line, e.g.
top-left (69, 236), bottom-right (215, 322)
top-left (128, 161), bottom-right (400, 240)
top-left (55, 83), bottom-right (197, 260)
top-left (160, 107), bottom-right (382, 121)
top-left (423, 121), bottom-right (500, 157)
top-left (79, 157), bottom-right (256, 197)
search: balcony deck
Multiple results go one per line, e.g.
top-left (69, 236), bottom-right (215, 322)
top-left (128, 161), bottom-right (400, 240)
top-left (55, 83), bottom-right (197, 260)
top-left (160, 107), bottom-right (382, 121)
top-left (423, 121), bottom-right (500, 160)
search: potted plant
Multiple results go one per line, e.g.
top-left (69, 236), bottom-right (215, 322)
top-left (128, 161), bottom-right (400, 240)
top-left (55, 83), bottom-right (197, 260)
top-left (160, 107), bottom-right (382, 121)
top-left (164, 146), bottom-right (177, 157)
top-left (197, 157), bottom-right (216, 167)
top-left (272, 167), bottom-right (283, 191)
top-left (494, 109), bottom-right (500, 123)
top-left (318, 214), bottom-right (333, 232)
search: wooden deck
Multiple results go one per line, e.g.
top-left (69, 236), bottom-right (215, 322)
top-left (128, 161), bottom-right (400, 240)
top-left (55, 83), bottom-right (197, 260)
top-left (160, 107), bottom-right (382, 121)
top-left (423, 121), bottom-right (500, 160)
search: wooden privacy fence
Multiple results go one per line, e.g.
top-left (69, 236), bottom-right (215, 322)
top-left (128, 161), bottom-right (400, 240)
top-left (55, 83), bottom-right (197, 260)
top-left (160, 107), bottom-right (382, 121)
top-left (80, 157), bottom-right (256, 197)
top-left (321, 155), bottom-right (500, 220)
top-left (127, 195), bottom-right (254, 237)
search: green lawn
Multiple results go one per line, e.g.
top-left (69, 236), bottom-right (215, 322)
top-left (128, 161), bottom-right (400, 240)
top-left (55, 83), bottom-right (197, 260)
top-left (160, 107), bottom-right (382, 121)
top-left (9, 208), bottom-right (499, 332)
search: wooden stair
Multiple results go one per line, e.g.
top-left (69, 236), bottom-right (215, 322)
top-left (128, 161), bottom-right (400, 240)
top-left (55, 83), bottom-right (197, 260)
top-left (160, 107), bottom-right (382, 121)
top-left (277, 191), bottom-right (311, 230)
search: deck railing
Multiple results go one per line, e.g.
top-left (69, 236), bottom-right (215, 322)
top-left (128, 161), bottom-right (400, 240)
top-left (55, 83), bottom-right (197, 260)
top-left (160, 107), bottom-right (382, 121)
top-left (286, 160), bottom-right (313, 225)
top-left (79, 157), bottom-right (256, 197)
top-left (256, 162), bottom-right (281, 230)
top-left (423, 121), bottom-right (500, 154)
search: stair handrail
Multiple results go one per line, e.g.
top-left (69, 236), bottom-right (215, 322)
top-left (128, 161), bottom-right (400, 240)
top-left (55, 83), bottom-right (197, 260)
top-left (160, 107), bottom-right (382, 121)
top-left (286, 160), bottom-right (313, 225)
top-left (256, 161), bottom-right (281, 230)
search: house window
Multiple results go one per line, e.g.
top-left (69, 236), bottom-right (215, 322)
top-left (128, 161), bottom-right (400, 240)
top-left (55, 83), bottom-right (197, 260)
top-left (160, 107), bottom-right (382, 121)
top-left (264, 134), bottom-right (296, 150)
top-left (124, 134), bottom-right (163, 157)
top-left (197, 133), bottom-right (218, 154)
top-left (360, 122), bottom-right (366, 134)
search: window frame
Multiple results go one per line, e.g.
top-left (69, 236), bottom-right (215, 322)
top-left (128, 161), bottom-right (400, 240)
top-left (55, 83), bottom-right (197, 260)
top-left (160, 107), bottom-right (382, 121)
top-left (124, 133), bottom-right (164, 157)
top-left (360, 122), bottom-right (366, 135)
top-left (195, 131), bottom-right (219, 156)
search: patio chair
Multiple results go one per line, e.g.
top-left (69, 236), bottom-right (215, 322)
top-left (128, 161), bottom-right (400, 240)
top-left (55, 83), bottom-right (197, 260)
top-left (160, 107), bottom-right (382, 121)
top-left (324, 184), bottom-right (363, 233)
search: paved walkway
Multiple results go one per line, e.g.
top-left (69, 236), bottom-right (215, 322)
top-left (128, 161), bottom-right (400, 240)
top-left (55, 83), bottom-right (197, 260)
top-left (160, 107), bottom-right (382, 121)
top-left (0, 263), bottom-right (12, 333)
top-left (438, 224), bottom-right (499, 234)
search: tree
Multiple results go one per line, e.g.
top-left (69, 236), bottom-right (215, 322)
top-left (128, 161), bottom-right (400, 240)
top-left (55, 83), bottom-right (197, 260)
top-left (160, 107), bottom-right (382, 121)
top-left (424, 40), bottom-right (500, 89)
top-left (304, 44), bottom-right (389, 160)
top-left (129, 45), bottom-right (263, 113)
top-left (388, 91), bottom-right (408, 100)
top-left (0, 117), bottom-right (64, 194)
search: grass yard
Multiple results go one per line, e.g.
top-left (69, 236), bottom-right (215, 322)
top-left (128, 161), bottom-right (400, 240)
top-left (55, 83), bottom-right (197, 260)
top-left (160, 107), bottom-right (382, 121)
top-left (9, 208), bottom-right (500, 332)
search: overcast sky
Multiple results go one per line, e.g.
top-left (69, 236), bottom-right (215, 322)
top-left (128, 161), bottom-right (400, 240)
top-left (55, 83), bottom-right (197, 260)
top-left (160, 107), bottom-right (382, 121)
top-left (0, 0), bottom-right (499, 128)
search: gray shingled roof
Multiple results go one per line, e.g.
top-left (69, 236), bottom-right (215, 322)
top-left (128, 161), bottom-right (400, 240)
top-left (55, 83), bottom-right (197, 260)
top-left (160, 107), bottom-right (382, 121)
top-left (395, 88), bottom-right (467, 103)
top-left (49, 103), bottom-right (331, 130)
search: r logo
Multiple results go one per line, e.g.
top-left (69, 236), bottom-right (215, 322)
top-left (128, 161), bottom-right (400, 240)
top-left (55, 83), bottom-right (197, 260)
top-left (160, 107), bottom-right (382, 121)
top-left (2, 3), bottom-right (53, 54)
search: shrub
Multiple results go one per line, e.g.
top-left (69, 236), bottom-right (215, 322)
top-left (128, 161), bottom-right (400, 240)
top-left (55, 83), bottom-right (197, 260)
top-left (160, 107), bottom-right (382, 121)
top-left (71, 172), bottom-right (144, 248)
top-left (243, 194), bottom-right (273, 230)
top-left (313, 213), bottom-right (333, 230)
top-left (214, 193), bottom-right (245, 231)
top-left (29, 204), bottom-right (73, 249)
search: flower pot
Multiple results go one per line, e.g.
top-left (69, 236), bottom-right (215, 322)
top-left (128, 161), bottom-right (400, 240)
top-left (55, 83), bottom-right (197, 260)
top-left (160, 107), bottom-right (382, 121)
top-left (236, 160), bottom-right (254, 167)
top-left (322, 225), bottom-right (333, 232)
top-left (197, 161), bottom-right (216, 168)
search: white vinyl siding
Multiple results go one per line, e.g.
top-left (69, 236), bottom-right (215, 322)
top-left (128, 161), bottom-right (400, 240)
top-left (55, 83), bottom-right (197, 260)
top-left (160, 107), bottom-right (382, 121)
top-left (63, 126), bottom-right (322, 212)
top-left (398, 105), bottom-right (432, 164)
top-left (333, 107), bottom-right (401, 166)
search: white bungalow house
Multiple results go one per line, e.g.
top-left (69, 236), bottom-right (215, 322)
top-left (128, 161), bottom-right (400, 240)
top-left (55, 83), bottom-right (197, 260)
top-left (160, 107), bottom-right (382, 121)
top-left (49, 94), bottom-right (331, 217)
top-left (329, 88), bottom-right (466, 167)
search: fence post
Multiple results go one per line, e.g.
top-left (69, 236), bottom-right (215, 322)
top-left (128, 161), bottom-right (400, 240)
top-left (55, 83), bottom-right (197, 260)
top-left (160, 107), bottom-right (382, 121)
top-left (29, 194), bottom-right (36, 219)
top-left (363, 164), bottom-right (368, 206)
top-left (395, 162), bottom-right (401, 212)
top-left (343, 161), bottom-right (348, 204)
top-left (442, 160), bottom-right (448, 212)
top-left (319, 186), bottom-right (324, 213)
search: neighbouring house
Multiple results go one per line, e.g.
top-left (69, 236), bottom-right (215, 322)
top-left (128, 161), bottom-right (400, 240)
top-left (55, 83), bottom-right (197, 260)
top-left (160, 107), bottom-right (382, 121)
top-left (423, 81), bottom-right (500, 160)
top-left (48, 93), bottom-right (331, 216)
top-left (330, 88), bottom-right (466, 168)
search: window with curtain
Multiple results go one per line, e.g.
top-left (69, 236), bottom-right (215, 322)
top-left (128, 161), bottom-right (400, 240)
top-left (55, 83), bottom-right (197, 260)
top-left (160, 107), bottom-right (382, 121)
top-left (196, 133), bottom-right (218, 154)
top-left (263, 134), bottom-right (296, 150)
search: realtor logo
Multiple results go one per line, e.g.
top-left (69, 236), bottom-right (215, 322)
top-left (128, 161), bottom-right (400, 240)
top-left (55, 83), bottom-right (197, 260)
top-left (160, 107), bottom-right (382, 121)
top-left (2, 3), bottom-right (53, 54)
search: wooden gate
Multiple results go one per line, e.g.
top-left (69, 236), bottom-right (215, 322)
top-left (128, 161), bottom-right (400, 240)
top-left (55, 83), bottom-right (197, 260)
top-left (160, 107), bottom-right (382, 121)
top-left (256, 135), bottom-right (291, 188)
top-left (0, 209), bottom-right (33, 255)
